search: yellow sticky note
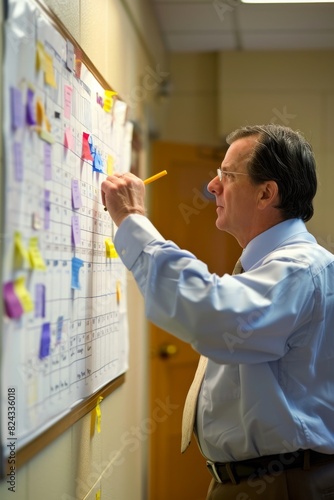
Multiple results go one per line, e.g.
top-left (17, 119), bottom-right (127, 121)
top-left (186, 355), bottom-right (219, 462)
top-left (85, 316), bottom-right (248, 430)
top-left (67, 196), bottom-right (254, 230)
top-left (103, 90), bottom-right (117, 113)
top-left (96, 490), bottom-right (101, 500)
top-left (44, 51), bottom-right (57, 88)
top-left (36, 41), bottom-right (46, 72)
top-left (116, 280), bottom-right (121, 305)
top-left (28, 237), bottom-right (47, 270)
top-left (14, 232), bottom-right (30, 269)
top-left (105, 239), bottom-right (118, 259)
top-left (95, 396), bottom-right (103, 433)
top-left (14, 276), bottom-right (34, 313)
top-left (107, 155), bottom-right (114, 176)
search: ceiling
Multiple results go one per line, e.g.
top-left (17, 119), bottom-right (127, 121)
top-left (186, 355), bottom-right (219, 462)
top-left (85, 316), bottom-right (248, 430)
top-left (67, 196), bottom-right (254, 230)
top-left (150, 0), bottom-right (334, 52)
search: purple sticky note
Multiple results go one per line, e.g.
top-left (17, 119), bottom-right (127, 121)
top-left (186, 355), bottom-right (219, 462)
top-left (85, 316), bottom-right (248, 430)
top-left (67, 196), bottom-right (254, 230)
top-left (10, 86), bottom-right (24, 130)
top-left (35, 283), bottom-right (46, 318)
top-left (71, 179), bottom-right (82, 209)
top-left (44, 190), bottom-right (51, 229)
top-left (3, 282), bottom-right (24, 319)
top-left (71, 257), bottom-right (84, 289)
top-left (71, 215), bottom-right (81, 246)
top-left (26, 88), bottom-right (36, 125)
top-left (39, 322), bottom-right (51, 359)
top-left (13, 142), bottom-right (24, 181)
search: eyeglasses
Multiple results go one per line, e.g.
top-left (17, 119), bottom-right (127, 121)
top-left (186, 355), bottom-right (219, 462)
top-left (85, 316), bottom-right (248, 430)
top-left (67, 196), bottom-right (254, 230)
top-left (217, 168), bottom-right (248, 182)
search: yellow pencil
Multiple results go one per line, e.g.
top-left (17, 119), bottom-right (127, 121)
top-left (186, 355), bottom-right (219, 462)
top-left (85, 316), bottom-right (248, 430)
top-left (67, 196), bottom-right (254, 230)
top-left (103, 170), bottom-right (167, 211)
top-left (143, 170), bottom-right (168, 185)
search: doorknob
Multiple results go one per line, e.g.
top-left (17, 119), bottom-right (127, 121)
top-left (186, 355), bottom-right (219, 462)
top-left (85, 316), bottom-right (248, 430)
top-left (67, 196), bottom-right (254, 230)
top-left (158, 343), bottom-right (178, 359)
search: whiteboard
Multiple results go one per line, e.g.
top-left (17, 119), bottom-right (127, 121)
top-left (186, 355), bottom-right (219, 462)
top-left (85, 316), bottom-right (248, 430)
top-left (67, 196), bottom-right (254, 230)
top-left (1, 0), bottom-right (131, 467)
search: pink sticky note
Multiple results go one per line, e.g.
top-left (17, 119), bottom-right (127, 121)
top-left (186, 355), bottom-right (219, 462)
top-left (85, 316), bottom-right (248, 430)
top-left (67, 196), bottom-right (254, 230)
top-left (64, 85), bottom-right (73, 119)
top-left (71, 179), bottom-right (82, 209)
top-left (3, 282), bottom-right (24, 319)
top-left (64, 127), bottom-right (73, 150)
top-left (71, 215), bottom-right (81, 246)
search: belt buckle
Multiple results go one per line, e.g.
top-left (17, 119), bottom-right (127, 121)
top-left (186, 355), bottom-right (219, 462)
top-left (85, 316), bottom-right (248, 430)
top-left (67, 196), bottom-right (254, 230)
top-left (206, 460), bottom-right (223, 483)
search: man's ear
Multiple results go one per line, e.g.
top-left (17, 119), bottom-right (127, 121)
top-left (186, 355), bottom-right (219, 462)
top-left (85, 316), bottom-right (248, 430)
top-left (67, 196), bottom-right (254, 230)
top-left (257, 180), bottom-right (279, 209)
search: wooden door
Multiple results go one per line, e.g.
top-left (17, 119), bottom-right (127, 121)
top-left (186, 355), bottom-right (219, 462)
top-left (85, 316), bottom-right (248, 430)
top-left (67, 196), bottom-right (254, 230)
top-left (148, 141), bottom-right (241, 500)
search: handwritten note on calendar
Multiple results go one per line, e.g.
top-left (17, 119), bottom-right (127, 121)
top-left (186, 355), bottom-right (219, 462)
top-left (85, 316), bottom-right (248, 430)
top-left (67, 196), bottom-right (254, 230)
top-left (1, 0), bottom-right (131, 463)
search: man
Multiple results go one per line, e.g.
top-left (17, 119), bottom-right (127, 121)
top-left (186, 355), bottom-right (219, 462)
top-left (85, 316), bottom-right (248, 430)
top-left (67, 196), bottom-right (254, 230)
top-left (101, 124), bottom-right (334, 499)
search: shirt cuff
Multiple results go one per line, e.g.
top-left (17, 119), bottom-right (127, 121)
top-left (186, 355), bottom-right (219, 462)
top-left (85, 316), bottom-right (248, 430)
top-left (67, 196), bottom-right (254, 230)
top-left (114, 214), bottom-right (165, 270)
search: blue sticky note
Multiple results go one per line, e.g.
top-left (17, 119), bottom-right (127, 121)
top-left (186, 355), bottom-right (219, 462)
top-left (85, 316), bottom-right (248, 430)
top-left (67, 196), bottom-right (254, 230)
top-left (39, 322), bottom-right (51, 359)
top-left (71, 257), bottom-right (84, 289)
top-left (93, 151), bottom-right (104, 173)
top-left (10, 86), bottom-right (24, 130)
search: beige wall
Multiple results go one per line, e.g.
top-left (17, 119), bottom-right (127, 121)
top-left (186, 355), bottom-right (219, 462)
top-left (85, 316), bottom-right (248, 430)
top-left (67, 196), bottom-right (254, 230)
top-left (160, 50), bottom-right (334, 252)
top-left (218, 50), bottom-right (334, 248)
top-left (0, 1), bottom-right (167, 499)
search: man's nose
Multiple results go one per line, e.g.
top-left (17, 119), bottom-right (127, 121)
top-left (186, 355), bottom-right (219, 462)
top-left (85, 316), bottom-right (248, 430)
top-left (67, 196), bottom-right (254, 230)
top-left (207, 176), bottom-right (221, 195)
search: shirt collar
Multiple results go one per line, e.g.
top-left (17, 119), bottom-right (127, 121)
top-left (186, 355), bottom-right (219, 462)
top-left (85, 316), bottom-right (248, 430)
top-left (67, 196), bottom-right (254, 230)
top-left (240, 218), bottom-right (316, 271)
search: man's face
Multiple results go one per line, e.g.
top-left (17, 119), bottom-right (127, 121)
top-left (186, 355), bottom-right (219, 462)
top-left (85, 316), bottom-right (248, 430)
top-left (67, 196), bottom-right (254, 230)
top-left (207, 136), bottom-right (264, 248)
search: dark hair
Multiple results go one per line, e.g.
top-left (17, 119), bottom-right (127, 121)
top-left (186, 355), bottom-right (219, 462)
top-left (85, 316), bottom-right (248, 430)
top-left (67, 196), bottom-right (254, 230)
top-left (226, 124), bottom-right (317, 222)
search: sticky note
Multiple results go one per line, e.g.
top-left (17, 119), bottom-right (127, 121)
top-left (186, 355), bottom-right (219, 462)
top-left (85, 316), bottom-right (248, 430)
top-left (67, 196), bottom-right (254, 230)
top-left (74, 47), bottom-right (82, 79)
top-left (95, 396), bottom-right (103, 433)
top-left (96, 490), bottom-right (101, 500)
top-left (36, 98), bottom-right (45, 126)
top-left (14, 276), bottom-right (34, 313)
top-left (64, 127), bottom-right (73, 150)
top-left (93, 151), bottom-right (104, 173)
top-left (28, 237), bottom-right (47, 270)
top-left (71, 215), bottom-right (81, 246)
top-left (107, 155), bottom-right (114, 176)
top-left (26, 88), bottom-right (36, 125)
top-left (103, 90), bottom-right (117, 113)
top-left (39, 322), bottom-right (51, 359)
top-left (44, 51), bottom-right (57, 88)
top-left (71, 179), bottom-right (82, 209)
top-left (105, 239), bottom-right (118, 258)
top-left (36, 41), bottom-right (46, 72)
top-left (64, 85), bottom-right (73, 119)
top-left (10, 87), bottom-right (24, 130)
top-left (14, 231), bottom-right (29, 269)
top-left (82, 132), bottom-right (94, 162)
top-left (66, 40), bottom-right (75, 72)
top-left (35, 283), bottom-right (46, 318)
top-left (44, 190), bottom-right (51, 230)
top-left (40, 128), bottom-right (55, 144)
top-left (56, 315), bottom-right (63, 343)
top-left (13, 142), bottom-right (24, 182)
top-left (116, 280), bottom-right (121, 304)
top-left (3, 281), bottom-right (24, 319)
top-left (71, 257), bottom-right (84, 289)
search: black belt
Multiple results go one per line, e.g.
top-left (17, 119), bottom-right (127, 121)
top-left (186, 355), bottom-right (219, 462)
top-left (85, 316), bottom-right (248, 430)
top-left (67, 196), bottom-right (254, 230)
top-left (206, 450), bottom-right (334, 485)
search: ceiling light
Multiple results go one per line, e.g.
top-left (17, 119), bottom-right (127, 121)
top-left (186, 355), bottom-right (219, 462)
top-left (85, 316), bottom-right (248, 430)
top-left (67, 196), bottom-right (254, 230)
top-left (241, 0), bottom-right (334, 3)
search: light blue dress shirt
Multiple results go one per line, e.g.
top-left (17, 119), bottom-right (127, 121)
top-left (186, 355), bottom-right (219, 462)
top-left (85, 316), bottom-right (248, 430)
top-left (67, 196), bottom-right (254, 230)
top-left (115, 215), bottom-right (334, 462)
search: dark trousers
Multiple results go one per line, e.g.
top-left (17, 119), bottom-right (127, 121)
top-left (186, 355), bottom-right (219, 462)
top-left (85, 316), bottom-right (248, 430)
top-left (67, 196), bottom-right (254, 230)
top-left (206, 457), bottom-right (334, 499)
